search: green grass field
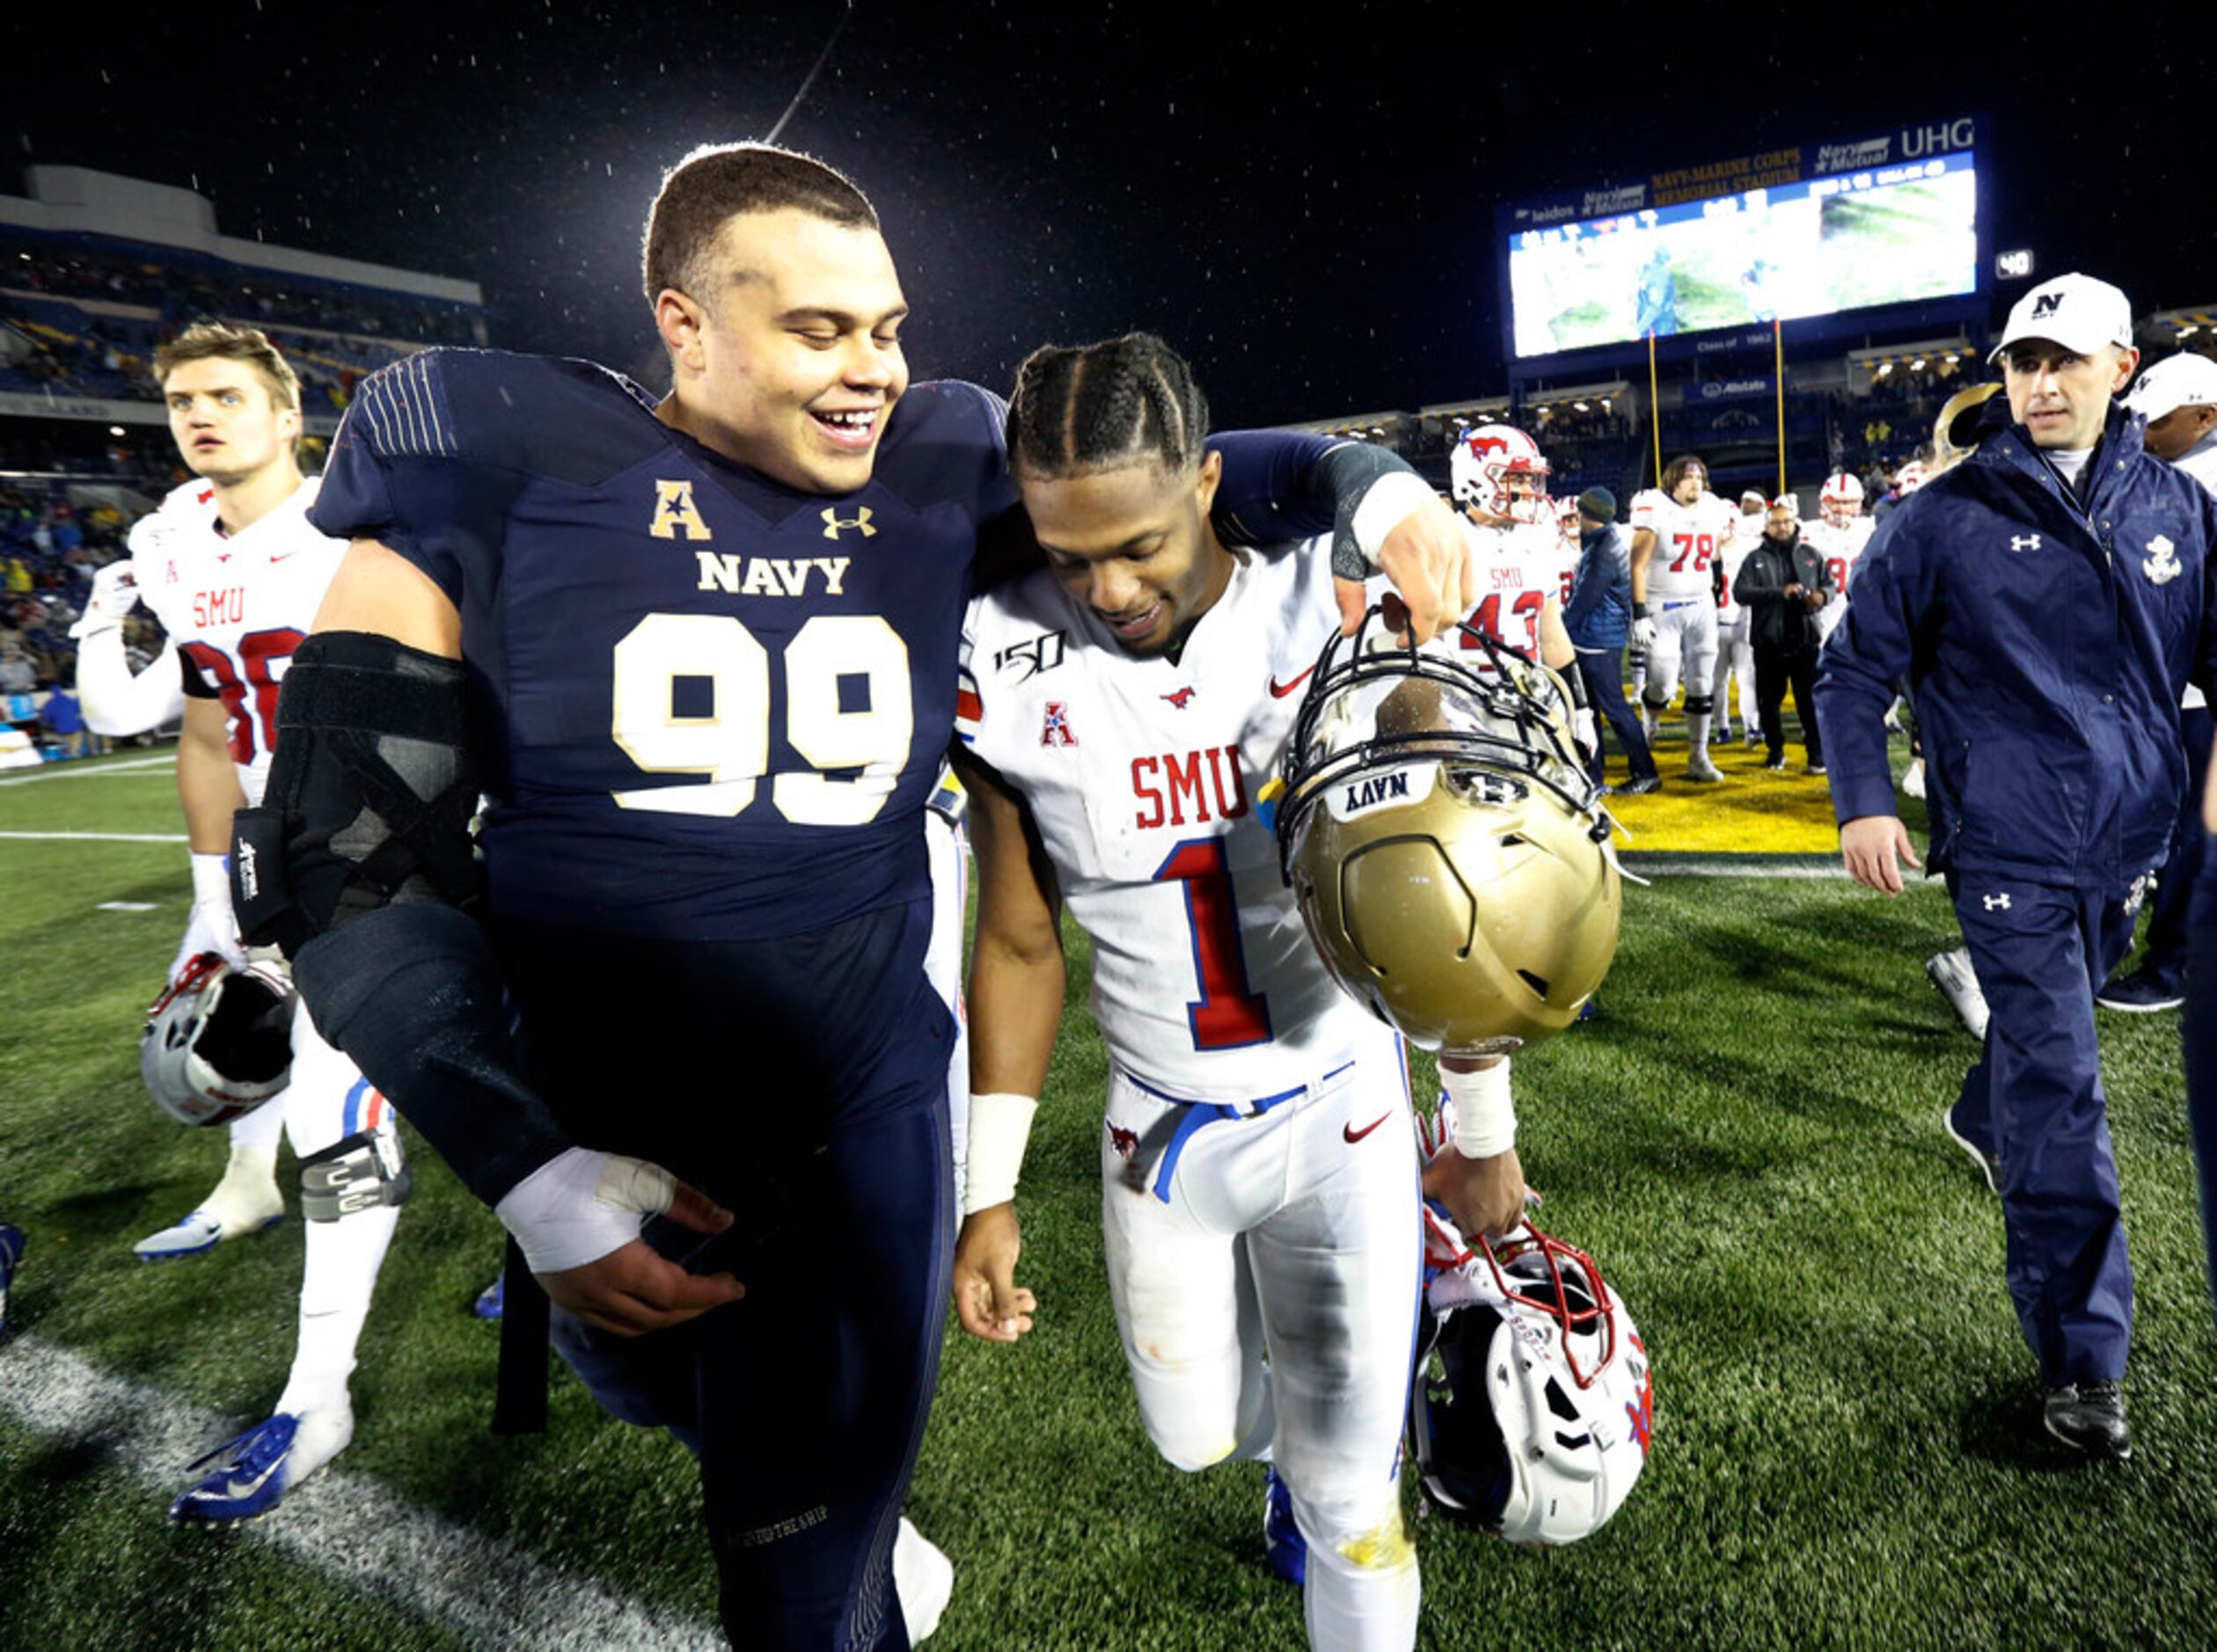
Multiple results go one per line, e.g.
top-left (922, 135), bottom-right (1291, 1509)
top-left (3, 749), bottom-right (2213, 1650)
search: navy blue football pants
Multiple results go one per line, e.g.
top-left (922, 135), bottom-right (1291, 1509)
top-left (502, 901), bottom-right (954, 1652)
top-left (2185, 846), bottom-right (2217, 1335)
top-left (1948, 874), bottom-right (2139, 1386)
top-left (2123, 705), bottom-right (2211, 992)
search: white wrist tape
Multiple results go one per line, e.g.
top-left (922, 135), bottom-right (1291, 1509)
top-left (190, 852), bottom-right (245, 964)
top-left (1444, 1057), bottom-right (1516, 1160)
top-left (191, 852), bottom-right (232, 910)
top-left (962, 1092), bottom-right (1038, 1215)
top-left (494, 1147), bottom-right (676, 1274)
top-left (1350, 471), bottom-right (1438, 567)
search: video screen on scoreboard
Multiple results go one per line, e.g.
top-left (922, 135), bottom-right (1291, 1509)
top-left (1507, 153), bottom-right (1978, 358)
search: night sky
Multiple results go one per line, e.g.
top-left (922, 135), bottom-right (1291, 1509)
top-left (15, 4), bottom-right (2213, 427)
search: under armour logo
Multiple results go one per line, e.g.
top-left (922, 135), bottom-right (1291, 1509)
top-left (2031, 294), bottom-right (2063, 318)
top-left (1983, 893), bottom-right (2011, 911)
top-left (820, 507), bottom-right (876, 540)
top-left (2009, 535), bottom-right (2041, 552)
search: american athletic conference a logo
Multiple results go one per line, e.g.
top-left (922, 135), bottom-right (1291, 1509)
top-left (1041, 702), bottom-right (1078, 748)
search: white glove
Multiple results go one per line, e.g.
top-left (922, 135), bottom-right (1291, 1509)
top-left (1629, 615), bottom-right (1658, 652)
top-left (1575, 707), bottom-right (1599, 757)
top-left (494, 1147), bottom-right (678, 1274)
top-left (68, 561), bottom-right (142, 640)
top-left (166, 854), bottom-right (246, 979)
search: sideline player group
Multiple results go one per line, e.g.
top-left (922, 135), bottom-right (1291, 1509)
top-left (7, 138), bottom-right (2213, 1649)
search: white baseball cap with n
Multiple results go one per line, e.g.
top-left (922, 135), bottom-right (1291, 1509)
top-left (1987, 272), bottom-right (2135, 363)
top-left (2124, 351), bottom-right (2217, 421)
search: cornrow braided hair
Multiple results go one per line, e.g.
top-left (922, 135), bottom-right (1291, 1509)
top-left (1006, 333), bottom-right (1210, 477)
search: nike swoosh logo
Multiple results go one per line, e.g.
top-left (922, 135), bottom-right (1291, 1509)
top-left (1268, 664), bottom-right (1317, 698)
top-left (1343, 1113), bottom-right (1391, 1144)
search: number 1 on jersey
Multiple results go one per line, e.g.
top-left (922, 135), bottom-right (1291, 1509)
top-left (1153, 837), bottom-right (1272, 1050)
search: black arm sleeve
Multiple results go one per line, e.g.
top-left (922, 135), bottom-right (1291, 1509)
top-left (291, 903), bottom-right (574, 1206)
top-left (237, 631), bottom-right (574, 1206)
top-left (1207, 431), bottom-right (1422, 575)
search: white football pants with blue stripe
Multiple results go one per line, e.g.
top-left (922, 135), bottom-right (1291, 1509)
top-left (1100, 1025), bottom-right (1420, 1652)
top-left (273, 1005), bottom-right (401, 1420)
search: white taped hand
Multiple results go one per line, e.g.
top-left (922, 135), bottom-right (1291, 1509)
top-left (494, 1147), bottom-right (678, 1274)
top-left (68, 560), bottom-right (143, 639)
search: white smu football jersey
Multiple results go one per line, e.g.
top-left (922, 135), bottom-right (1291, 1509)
top-left (1630, 488), bottom-right (1739, 602)
top-left (130, 476), bottom-right (348, 805)
top-left (1715, 529), bottom-right (1758, 624)
top-left (1805, 515), bottom-right (1874, 642)
top-left (1458, 518), bottom-right (1563, 658)
top-left (959, 543), bottom-right (1382, 1102)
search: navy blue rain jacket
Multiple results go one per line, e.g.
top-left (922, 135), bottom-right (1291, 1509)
top-left (1814, 398), bottom-right (2217, 886)
top-left (1562, 522), bottom-right (1632, 649)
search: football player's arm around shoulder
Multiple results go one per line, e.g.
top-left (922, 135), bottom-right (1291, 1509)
top-left (949, 743), bottom-right (1058, 1344)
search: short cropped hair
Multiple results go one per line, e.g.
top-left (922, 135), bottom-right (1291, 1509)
top-left (1006, 333), bottom-right (1211, 478)
top-left (1660, 453), bottom-right (1708, 493)
top-left (641, 143), bottom-right (879, 307)
top-left (153, 322), bottom-right (300, 414)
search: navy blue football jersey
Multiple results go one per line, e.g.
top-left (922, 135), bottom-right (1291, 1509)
top-left (313, 348), bottom-right (1342, 941)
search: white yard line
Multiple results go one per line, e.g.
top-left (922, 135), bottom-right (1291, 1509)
top-left (0, 830), bottom-right (188, 844)
top-left (0, 756), bottom-right (175, 786)
top-left (0, 1334), bottom-right (721, 1650)
top-left (1623, 856), bottom-right (1945, 886)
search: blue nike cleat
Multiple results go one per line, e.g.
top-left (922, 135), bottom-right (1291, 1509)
top-left (168, 1407), bottom-right (353, 1525)
top-left (472, 1275), bottom-right (505, 1320)
top-left (0, 1223), bottom-right (23, 1335)
top-left (1263, 1466), bottom-right (1306, 1587)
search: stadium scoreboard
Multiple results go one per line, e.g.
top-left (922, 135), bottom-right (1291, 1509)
top-left (1501, 115), bottom-right (1986, 365)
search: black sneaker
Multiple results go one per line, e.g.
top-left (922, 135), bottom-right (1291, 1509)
top-left (1621, 775), bottom-right (1662, 796)
top-left (2095, 969), bottom-right (2184, 1012)
top-left (2044, 1382), bottom-right (2131, 1461)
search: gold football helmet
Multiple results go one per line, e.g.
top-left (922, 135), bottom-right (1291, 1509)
top-left (1931, 381), bottom-right (2003, 476)
top-left (1275, 608), bottom-right (1621, 1056)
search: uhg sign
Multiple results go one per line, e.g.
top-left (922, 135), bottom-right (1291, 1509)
top-left (1902, 117), bottom-right (1975, 158)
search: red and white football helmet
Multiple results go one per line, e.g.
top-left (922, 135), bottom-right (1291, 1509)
top-left (1411, 1200), bottom-right (1650, 1545)
top-left (1451, 424), bottom-right (1551, 524)
top-left (1818, 471), bottom-right (1863, 529)
top-left (1893, 459), bottom-right (1928, 496)
top-left (140, 953), bottom-right (295, 1128)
